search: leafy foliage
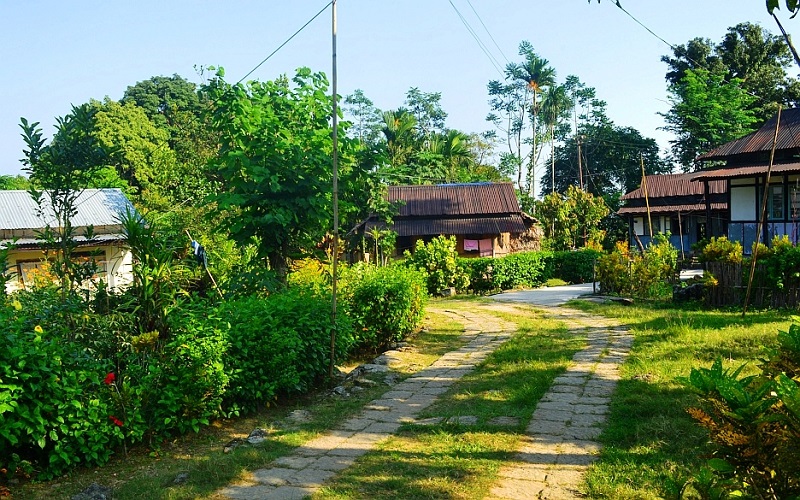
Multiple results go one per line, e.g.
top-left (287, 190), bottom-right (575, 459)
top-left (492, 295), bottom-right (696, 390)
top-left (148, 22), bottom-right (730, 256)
top-left (597, 235), bottom-right (677, 299)
top-left (215, 288), bottom-right (353, 414)
top-left (684, 322), bottom-right (800, 498)
top-left (404, 236), bottom-right (470, 294)
top-left (341, 264), bottom-right (427, 352)
top-left (536, 186), bottom-right (609, 250)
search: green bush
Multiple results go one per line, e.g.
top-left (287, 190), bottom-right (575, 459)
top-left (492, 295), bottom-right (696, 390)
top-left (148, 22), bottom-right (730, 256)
top-left (684, 322), bottom-right (800, 498)
top-left (551, 249), bottom-right (601, 284)
top-left (216, 288), bottom-right (353, 414)
top-left (342, 264), bottom-right (427, 352)
top-left (491, 251), bottom-right (550, 289)
top-left (458, 257), bottom-right (496, 294)
top-left (597, 235), bottom-right (676, 299)
top-left (405, 236), bottom-right (469, 295)
top-left (698, 236), bottom-right (743, 264)
top-left (0, 306), bottom-right (121, 479)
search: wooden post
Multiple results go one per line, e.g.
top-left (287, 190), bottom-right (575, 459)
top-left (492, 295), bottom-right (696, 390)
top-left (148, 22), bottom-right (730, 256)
top-left (641, 154), bottom-right (653, 242)
top-left (744, 106), bottom-right (782, 316)
top-left (329, 0), bottom-right (339, 378)
top-left (677, 211), bottom-right (685, 261)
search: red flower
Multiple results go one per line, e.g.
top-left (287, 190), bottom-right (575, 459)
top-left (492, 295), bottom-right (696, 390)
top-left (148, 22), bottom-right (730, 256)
top-left (103, 372), bottom-right (115, 385)
top-left (109, 415), bottom-right (123, 427)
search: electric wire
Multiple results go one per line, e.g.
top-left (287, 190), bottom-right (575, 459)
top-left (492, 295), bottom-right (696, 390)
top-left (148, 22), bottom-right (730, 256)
top-left (464, 0), bottom-right (510, 65)
top-left (447, 0), bottom-right (506, 77)
top-left (236, 2), bottom-right (332, 85)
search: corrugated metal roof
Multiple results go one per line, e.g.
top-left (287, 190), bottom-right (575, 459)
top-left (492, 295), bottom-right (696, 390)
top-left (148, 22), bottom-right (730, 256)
top-left (366, 215), bottom-right (529, 237)
top-left (389, 183), bottom-right (520, 217)
top-left (698, 108), bottom-right (800, 161)
top-left (620, 173), bottom-right (725, 200)
top-left (691, 161), bottom-right (800, 180)
top-left (618, 203), bottom-right (727, 215)
top-left (0, 189), bottom-right (134, 231)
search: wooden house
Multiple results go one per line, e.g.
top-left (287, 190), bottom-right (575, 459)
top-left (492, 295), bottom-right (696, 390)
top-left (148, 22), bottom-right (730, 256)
top-left (691, 108), bottom-right (800, 251)
top-left (618, 173), bottom-right (727, 255)
top-left (354, 182), bottom-right (541, 258)
top-left (0, 188), bottom-right (136, 293)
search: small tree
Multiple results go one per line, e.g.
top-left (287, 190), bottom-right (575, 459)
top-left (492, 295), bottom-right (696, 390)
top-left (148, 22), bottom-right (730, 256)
top-left (405, 235), bottom-right (469, 295)
top-left (19, 104), bottom-right (111, 297)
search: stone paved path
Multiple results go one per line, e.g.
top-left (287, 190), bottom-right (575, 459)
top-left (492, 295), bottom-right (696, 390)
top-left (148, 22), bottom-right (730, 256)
top-left (216, 303), bottom-right (631, 500)
top-left (486, 306), bottom-right (631, 500)
top-left (217, 307), bottom-right (516, 500)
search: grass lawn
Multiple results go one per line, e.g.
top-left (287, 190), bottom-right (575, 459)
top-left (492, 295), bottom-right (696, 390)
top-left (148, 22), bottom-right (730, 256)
top-left (572, 300), bottom-right (792, 499)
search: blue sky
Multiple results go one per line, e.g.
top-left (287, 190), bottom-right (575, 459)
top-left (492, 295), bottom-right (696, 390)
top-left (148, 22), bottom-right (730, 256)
top-left (0, 1), bottom-right (791, 192)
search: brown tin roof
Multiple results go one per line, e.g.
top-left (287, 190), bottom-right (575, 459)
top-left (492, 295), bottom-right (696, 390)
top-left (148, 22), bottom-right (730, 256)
top-left (618, 203), bottom-right (727, 216)
top-left (698, 108), bottom-right (800, 161)
top-left (691, 161), bottom-right (800, 180)
top-left (620, 173), bottom-right (725, 200)
top-left (365, 215), bottom-right (529, 237)
top-left (388, 182), bottom-right (520, 217)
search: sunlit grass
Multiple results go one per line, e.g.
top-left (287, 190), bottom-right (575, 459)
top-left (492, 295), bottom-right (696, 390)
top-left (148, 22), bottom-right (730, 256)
top-left (571, 300), bottom-right (792, 499)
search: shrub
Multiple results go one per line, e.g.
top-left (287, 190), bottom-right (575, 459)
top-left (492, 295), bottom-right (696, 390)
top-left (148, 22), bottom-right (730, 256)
top-left (215, 288), bottom-right (353, 414)
top-left (405, 236), bottom-right (469, 295)
top-left (491, 251), bottom-right (550, 290)
top-left (551, 249), bottom-right (602, 284)
top-left (684, 322), bottom-right (800, 498)
top-left (0, 306), bottom-right (120, 479)
top-left (698, 236), bottom-right (743, 264)
top-left (342, 264), bottom-right (427, 352)
top-left (458, 257), bottom-right (496, 294)
top-left (596, 235), bottom-right (676, 299)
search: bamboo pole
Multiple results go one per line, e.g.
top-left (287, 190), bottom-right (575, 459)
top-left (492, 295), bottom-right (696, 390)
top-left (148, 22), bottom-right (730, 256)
top-left (744, 106), bottom-right (782, 317)
top-left (641, 154), bottom-right (653, 241)
top-left (330, 0), bottom-right (340, 379)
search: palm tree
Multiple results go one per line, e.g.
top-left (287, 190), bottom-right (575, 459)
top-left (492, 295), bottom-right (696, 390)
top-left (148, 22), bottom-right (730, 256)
top-left (541, 84), bottom-right (572, 193)
top-left (507, 43), bottom-right (556, 198)
top-left (381, 110), bottom-right (417, 168)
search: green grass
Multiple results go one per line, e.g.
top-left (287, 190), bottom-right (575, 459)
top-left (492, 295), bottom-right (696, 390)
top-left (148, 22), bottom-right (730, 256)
top-left (570, 300), bottom-right (792, 499)
top-left (313, 301), bottom-right (585, 499)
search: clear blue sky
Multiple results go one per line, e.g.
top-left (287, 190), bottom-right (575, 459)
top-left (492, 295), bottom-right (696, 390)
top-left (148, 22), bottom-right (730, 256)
top-left (0, 0), bottom-right (791, 191)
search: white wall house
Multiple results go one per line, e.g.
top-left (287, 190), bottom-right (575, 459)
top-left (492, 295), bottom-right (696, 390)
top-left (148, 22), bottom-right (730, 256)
top-left (0, 188), bottom-right (136, 293)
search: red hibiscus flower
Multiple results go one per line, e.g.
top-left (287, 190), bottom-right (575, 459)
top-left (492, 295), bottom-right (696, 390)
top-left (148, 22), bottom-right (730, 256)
top-left (108, 415), bottom-right (123, 427)
top-left (103, 372), bottom-right (116, 385)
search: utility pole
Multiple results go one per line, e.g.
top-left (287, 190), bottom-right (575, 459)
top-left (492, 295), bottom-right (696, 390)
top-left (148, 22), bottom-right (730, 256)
top-left (641, 153), bottom-right (653, 241)
top-left (329, 0), bottom-right (339, 379)
top-left (577, 135), bottom-right (584, 190)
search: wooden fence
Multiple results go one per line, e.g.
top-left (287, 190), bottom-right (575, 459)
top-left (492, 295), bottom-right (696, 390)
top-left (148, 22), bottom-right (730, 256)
top-left (705, 261), bottom-right (800, 308)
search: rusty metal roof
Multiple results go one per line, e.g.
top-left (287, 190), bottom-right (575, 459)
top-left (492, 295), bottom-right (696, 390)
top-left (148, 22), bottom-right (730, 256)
top-left (691, 161), bottom-right (800, 180)
top-left (620, 173), bottom-right (725, 200)
top-left (618, 203), bottom-right (727, 215)
top-left (0, 188), bottom-right (134, 231)
top-left (365, 215), bottom-right (529, 237)
top-left (698, 108), bottom-right (800, 161)
top-left (389, 182), bottom-right (520, 216)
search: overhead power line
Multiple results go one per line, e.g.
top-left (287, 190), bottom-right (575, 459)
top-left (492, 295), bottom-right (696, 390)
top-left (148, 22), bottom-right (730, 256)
top-left (236, 2), bottom-right (333, 84)
top-left (465, 0), bottom-right (510, 65)
top-left (447, 0), bottom-right (506, 77)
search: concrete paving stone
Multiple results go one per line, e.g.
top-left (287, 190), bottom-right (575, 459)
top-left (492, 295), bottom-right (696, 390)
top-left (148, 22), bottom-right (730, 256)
top-left (562, 425), bottom-right (602, 441)
top-left (363, 421), bottom-right (401, 434)
top-left (292, 444), bottom-right (327, 457)
top-left (556, 439), bottom-right (601, 456)
top-left (273, 455), bottom-right (317, 469)
top-left (536, 401), bottom-right (578, 413)
top-left (448, 415), bottom-right (478, 425)
top-left (546, 468), bottom-right (586, 487)
top-left (299, 434), bottom-right (351, 454)
top-left (519, 438), bottom-right (564, 454)
top-left (363, 404), bottom-right (392, 412)
top-left (338, 417), bottom-right (373, 431)
top-left (218, 484), bottom-right (280, 500)
top-left (307, 455), bottom-right (356, 471)
top-left (532, 408), bottom-right (573, 422)
top-left (405, 394), bottom-right (438, 407)
top-left (381, 390), bottom-right (413, 400)
top-left (262, 485), bottom-right (317, 499)
top-left (392, 381), bottom-right (426, 392)
top-left (551, 376), bottom-right (588, 387)
top-left (326, 444), bottom-right (373, 458)
top-left (555, 452), bottom-right (599, 467)
top-left (488, 478), bottom-right (549, 498)
top-left (487, 416), bottom-right (520, 426)
top-left (412, 417), bottom-right (444, 426)
top-left (496, 463), bottom-right (551, 481)
top-left (549, 384), bottom-right (581, 394)
top-left (570, 403), bottom-right (609, 415)
top-left (578, 396), bottom-right (610, 405)
top-left (570, 413), bottom-right (607, 426)
top-left (528, 418), bottom-right (569, 436)
top-left (252, 467), bottom-right (296, 486)
top-left (286, 467), bottom-right (336, 487)
top-left (541, 392), bottom-right (581, 403)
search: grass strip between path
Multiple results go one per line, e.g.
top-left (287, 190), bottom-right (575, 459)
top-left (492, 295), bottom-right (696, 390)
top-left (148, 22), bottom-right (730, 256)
top-left (313, 301), bottom-right (583, 500)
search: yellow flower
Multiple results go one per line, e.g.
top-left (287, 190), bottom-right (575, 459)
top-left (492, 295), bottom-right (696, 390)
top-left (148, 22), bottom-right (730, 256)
top-left (34, 325), bottom-right (43, 334)
top-left (11, 300), bottom-right (22, 311)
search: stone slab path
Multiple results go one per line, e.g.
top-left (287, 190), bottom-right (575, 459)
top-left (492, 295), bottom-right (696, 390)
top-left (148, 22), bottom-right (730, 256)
top-left (216, 303), bottom-right (631, 500)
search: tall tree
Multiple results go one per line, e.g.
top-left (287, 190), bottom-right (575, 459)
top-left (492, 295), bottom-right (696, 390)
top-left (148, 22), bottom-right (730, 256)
top-left (661, 23), bottom-right (800, 161)
top-left (661, 67), bottom-right (758, 170)
top-left (507, 41), bottom-right (556, 197)
top-left (540, 84), bottom-right (572, 193)
top-left (404, 87), bottom-right (448, 137)
top-left (204, 67), bottom-right (354, 279)
top-left (343, 89), bottom-right (383, 145)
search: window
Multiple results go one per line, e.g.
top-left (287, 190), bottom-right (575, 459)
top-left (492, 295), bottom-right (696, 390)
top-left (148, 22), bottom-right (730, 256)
top-left (670, 217), bottom-right (681, 235)
top-left (768, 185), bottom-right (785, 220)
